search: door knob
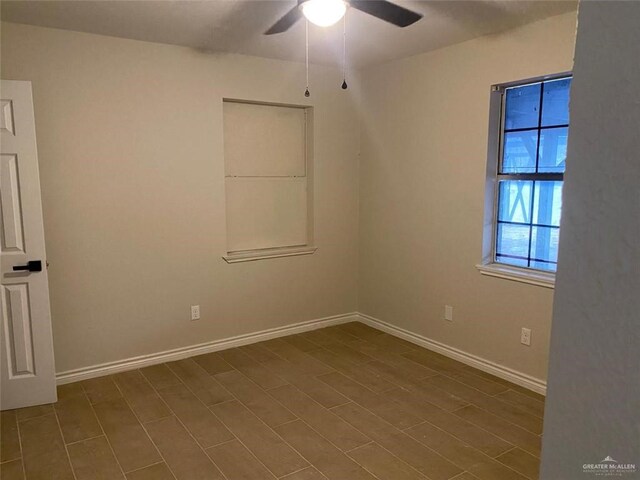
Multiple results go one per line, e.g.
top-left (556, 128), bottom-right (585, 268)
top-left (12, 260), bottom-right (42, 272)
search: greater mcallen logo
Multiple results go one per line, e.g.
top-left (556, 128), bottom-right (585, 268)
top-left (583, 456), bottom-right (637, 476)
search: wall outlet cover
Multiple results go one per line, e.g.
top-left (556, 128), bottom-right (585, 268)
top-left (445, 305), bottom-right (453, 322)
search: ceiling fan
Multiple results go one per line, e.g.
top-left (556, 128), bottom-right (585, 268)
top-left (265, 0), bottom-right (423, 35)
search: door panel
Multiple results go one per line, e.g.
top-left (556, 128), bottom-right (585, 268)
top-left (3, 283), bottom-right (35, 375)
top-left (1, 80), bottom-right (56, 409)
top-left (1, 155), bottom-right (26, 253)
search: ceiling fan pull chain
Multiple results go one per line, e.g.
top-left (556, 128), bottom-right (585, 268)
top-left (342, 11), bottom-right (348, 90)
top-left (305, 19), bottom-right (310, 97)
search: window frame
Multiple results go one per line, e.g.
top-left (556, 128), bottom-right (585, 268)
top-left (477, 72), bottom-right (572, 287)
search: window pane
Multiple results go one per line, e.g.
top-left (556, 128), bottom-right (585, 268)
top-left (532, 181), bottom-right (563, 227)
top-left (505, 83), bottom-right (541, 130)
top-left (498, 181), bottom-right (532, 224)
top-left (542, 78), bottom-right (571, 127)
top-left (502, 130), bottom-right (538, 173)
top-left (496, 223), bottom-right (531, 267)
top-left (538, 127), bottom-right (568, 173)
top-left (530, 226), bottom-right (560, 271)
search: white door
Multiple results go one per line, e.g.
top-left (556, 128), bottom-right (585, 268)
top-left (0, 80), bottom-right (56, 410)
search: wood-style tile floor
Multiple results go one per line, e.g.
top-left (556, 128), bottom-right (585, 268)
top-left (0, 322), bottom-right (545, 480)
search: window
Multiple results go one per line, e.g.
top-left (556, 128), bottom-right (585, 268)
top-left (480, 75), bottom-right (571, 283)
top-left (222, 100), bottom-right (315, 263)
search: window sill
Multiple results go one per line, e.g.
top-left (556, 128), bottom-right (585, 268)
top-left (223, 246), bottom-right (317, 264)
top-left (475, 263), bottom-right (555, 288)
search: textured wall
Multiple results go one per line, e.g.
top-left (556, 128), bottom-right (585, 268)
top-left (1, 22), bottom-right (360, 373)
top-left (357, 12), bottom-right (577, 382)
top-left (541, 2), bottom-right (640, 477)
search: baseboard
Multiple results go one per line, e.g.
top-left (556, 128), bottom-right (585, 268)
top-left (56, 312), bottom-right (358, 385)
top-left (57, 310), bottom-right (546, 395)
top-left (357, 312), bottom-right (547, 395)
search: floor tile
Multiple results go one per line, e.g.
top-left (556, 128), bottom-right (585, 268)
top-left (113, 370), bottom-right (171, 423)
top-left (263, 356), bottom-right (349, 408)
top-left (139, 364), bottom-right (181, 390)
top-left (210, 400), bottom-right (308, 477)
top-left (439, 369), bottom-right (510, 396)
top-left (156, 383), bottom-right (233, 448)
top-left (218, 348), bottom-right (288, 390)
top-left (319, 371), bottom-right (423, 429)
top-left (67, 435), bottom-right (124, 479)
top-left (260, 339), bottom-right (332, 375)
top-left (192, 352), bottom-right (234, 376)
top-left (459, 368), bottom-right (544, 402)
top-left (0, 459), bottom-right (25, 480)
top-left (274, 420), bottom-right (378, 480)
top-left (205, 439), bottom-right (277, 479)
top-left (324, 343), bottom-right (374, 365)
top-left (405, 421), bottom-right (527, 480)
top-left (496, 447), bottom-right (541, 479)
top-left (215, 370), bottom-right (296, 427)
top-left (401, 348), bottom-right (469, 375)
top-left (364, 359), bottom-right (437, 390)
top-left (280, 467), bottom-right (329, 479)
top-left (338, 322), bottom-right (386, 341)
top-left (495, 390), bottom-right (545, 418)
top-left (299, 329), bottom-right (351, 347)
top-left (57, 382), bottom-right (85, 400)
top-left (81, 377), bottom-right (122, 405)
top-left (404, 378), bottom-right (470, 412)
top-left (423, 376), bottom-right (543, 434)
top-left (92, 398), bottom-right (161, 472)
top-left (55, 392), bottom-right (103, 444)
top-left (125, 462), bottom-right (174, 480)
top-left (307, 348), bottom-right (396, 394)
top-left (366, 333), bottom-right (419, 353)
top-left (350, 340), bottom-right (437, 378)
top-left (451, 473), bottom-right (481, 480)
top-left (15, 404), bottom-right (54, 422)
top-left (414, 406), bottom-right (513, 458)
top-left (269, 384), bottom-right (370, 451)
top-left (20, 414), bottom-right (74, 480)
top-left (453, 406), bottom-right (541, 457)
top-left (348, 442), bottom-right (429, 479)
top-left (144, 416), bottom-right (223, 480)
top-left (282, 334), bottom-right (322, 352)
top-left (332, 402), bottom-right (462, 480)
top-left (508, 385), bottom-right (545, 402)
top-left (314, 326), bottom-right (360, 343)
top-left (0, 324), bottom-right (547, 480)
top-left (1, 410), bottom-right (21, 462)
top-left (239, 343), bottom-right (281, 363)
top-left (166, 358), bottom-right (233, 406)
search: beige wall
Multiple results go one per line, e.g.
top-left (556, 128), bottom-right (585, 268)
top-left (1, 13), bottom-right (579, 381)
top-left (357, 12), bottom-right (577, 381)
top-left (1, 22), bottom-right (360, 373)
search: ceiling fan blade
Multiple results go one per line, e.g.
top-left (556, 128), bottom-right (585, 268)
top-left (349, 0), bottom-right (423, 27)
top-left (265, 5), bottom-right (302, 35)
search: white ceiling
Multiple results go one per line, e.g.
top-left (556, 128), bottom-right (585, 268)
top-left (1, 0), bottom-right (577, 67)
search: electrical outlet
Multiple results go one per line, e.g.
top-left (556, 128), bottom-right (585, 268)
top-left (444, 305), bottom-right (453, 322)
top-left (521, 327), bottom-right (531, 346)
top-left (191, 305), bottom-right (200, 321)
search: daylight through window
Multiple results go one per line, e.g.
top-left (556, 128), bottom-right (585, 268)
top-left (494, 76), bottom-right (572, 272)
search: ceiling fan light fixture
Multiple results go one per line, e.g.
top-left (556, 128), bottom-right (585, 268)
top-left (301, 0), bottom-right (347, 27)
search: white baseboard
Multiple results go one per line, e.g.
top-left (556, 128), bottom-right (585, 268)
top-left (57, 310), bottom-right (546, 396)
top-left (357, 312), bottom-right (547, 395)
top-left (56, 312), bottom-right (358, 385)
